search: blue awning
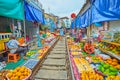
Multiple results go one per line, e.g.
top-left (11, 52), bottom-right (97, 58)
top-left (80, 8), bottom-right (91, 28)
top-left (75, 15), bottom-right (81, 28)
top-left (74, 0), bottom-right (120, 28)
top-left (71, 20), bottom-right (75, 29)
top-left (24, 1), bottom-right (45, 24)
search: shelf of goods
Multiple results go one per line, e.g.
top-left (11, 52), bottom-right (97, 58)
top-left (0, 35), bottom-right (59, 80)
top-left (99, 40), bottom-right (120, 60)
top-left (66, 37), bottom-right (120, 80)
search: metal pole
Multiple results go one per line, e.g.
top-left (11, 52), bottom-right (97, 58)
top-left (23, 0), bottom-right (26, 43)
top-left (88, 1), bottom-right (92, 38)
top-left (23, 20), bottom-right (26, 43)
top-left (12, 19), bottom-right (15, 34)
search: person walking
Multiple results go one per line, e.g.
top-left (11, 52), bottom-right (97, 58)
top-left (59, 27), bottom-right (64, 40)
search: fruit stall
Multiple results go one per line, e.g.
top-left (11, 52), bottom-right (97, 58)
top-left (0, 32), bottom-right (59, 80)
top-left (66, 35), bottom-right (120, 80)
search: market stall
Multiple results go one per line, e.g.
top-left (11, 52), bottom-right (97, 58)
top-left (0, 31), bottom-right (59, 80)
top-left (66, 33), bottom-right (120, 80)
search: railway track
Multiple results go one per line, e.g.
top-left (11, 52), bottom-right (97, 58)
top-left (34, 38), bottom-right (71, 80)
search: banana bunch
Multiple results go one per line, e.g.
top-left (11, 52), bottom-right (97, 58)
top-left (71, 52), bottom-right (80, 55)
top-left (73, 58), bottom-right (85, 73)
top-left (77, 64), bottom-right (85, 73)
top-left (79, 58), bottom-right (94, 72)
top-left (73, 58), bottom-right (94, 73)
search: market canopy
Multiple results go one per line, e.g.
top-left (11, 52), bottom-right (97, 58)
top-left (71, 20), bottom-right (75, 29)
top-left (0, 0), bottom-right (24, 20)
top-left (24, 1), bottom-right (45, 24)
top-left (91, 0), bottom-right (120, 23)
top-left (74, 0), bottom-right (120, 28)
top-left (75, 15), bottom-right (80, 28)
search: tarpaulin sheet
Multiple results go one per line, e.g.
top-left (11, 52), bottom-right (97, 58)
top-left (0, 0), bottom-right (24, 20)
top-left (71, 20), bottom-right (75, 29)
top-left (75, 15), bottom-right (80, 28)
top-left (80, 8), bottom-right (91, 28)
top-left (24, 1), bottom-right (45, 24)
top-left (91, 0), bottom-right (120, 23)
top-left (75, 0), bottom-right (120, 28)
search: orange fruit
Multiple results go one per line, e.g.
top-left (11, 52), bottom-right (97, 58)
top-left (24, 72), bottom-right (28, 76)
top-left (14, 76), bottom-right (19, 80)
top-left (10, 76), bottom-right (15, 80)
top-left (17, 72), bottom-right (21, 76)
top-left (16, 67), bottom-right (21, 71)
top-left (113, 59), bottom-right (118, 62)
top-left (13, 69), bottom-right (17, 74)
top-left (20, 76), bottom-right (24, 80)
top-left (7, 73), bottom-right (13, 78)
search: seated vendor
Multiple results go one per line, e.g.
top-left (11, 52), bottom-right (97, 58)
top-left (7, 35), bottom-right (28, 59)
top-left (84, 41), bottom-right (94, 54)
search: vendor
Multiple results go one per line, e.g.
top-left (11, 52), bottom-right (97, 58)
top-left (7, 35), bottom-right (28, 59)
top-left (98, 31), bottom-right (104, 42)
top-left (37, 31), bottom-right (43, 47)
top-left (84, 41), bottom-right (94, 54)
top-left (76, 29), bottom-right (82, 43)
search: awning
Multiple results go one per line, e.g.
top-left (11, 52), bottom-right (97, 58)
top-left (0, 0), bottom-right (24, 20)
top-left (75, 15), bottom-right (80, 28)
top-left (74, 0), bottom-right (120, 28)
top-left (71, 20), bottom-right (75, 29)
top-left (91, 0), bottom-right (120, 23)
top-left (24, 1), bottom-right (45, 24)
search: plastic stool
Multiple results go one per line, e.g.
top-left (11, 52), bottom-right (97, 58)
top-left (8, 53), bottom-right (20, 63)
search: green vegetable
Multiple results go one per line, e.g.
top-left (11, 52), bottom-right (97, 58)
top-left (101, 67), bottom-right (104, 72)
top-left (108, 72), bottom-right (117, 76)
top-left (103, 64), bottom-right (110, 68)
top-left (110, 67), bottom-right (118, 72)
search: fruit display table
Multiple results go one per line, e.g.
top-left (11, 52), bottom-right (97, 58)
top-left (66, 37), bottom-right (120, 80)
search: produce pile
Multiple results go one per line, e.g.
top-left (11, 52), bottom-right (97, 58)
top-left (7, 66), bottom-right (31, 80)
top-left (81, 71), bottom-right (103, 80)
top-left (37, 46), bottom-right (50, 59)
top-left (113, 32), bottom-right (120, 44)
top-left (98, 62), bottom-right (118, 76)
top-left (105, 58), bottom-right (120, 70)
top-left (26, 50), bottom-right (37, 57)
top-left (106, 76), bottom-right (120, 80)
top-left (99, 42), bottom-right (120, 55)
top-left (73, 58), bottom-right (94, 73)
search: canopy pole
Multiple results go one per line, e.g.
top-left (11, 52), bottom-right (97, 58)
top-left (23, 20), bottom-right (26, 43)
top-left (12, 19), bottom-right (15, 34)
top-left (88, 0), bottom-right (93, 38)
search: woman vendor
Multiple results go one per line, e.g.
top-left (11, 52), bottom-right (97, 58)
top-left (84, 41), bottom-right (94, 54)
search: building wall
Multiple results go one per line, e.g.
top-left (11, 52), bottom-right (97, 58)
top-left (44, 13), bottom-right (58, 22)
top-left (109, 20), bottom-right (120, 32)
